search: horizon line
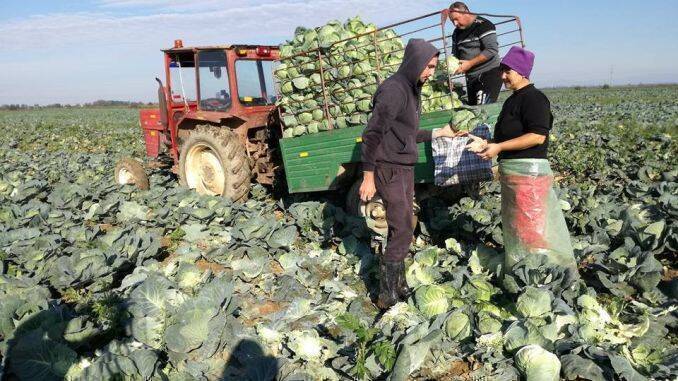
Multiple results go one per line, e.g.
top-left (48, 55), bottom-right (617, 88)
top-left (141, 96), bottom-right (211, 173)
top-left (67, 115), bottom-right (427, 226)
top-left (2, 82), bottom-right (676, 108)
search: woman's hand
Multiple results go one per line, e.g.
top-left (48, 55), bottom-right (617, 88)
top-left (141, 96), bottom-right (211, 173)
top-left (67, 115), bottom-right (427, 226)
top-left (359, 172), bottom-right (377, 201)
top-left (478, 143), bottom-right (502, 160)
top-left (465, 134), bottom-right (488, 152)
top-left (466, 135), bottom-right (501, 160)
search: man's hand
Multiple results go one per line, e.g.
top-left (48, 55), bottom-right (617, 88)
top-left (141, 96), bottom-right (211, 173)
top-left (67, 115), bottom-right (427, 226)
top-left (433, 124), bottom-right (469, 139)
top-left (454, 60), bottom-right (474, 75)
top-left (478, 143), bottom-right (502, 160)
top-left (359, 172), bottom-right (377, 202)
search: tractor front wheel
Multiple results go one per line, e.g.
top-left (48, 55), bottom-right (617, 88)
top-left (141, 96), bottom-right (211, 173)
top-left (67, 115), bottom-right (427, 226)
top-left (114, 157), bottom-right (149, 190)
top-left (179, 125), bottom-right (251, 202)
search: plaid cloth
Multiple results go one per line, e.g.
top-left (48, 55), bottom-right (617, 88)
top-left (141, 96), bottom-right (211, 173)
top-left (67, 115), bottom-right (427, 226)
top-left (432, 124), bottom-right (493, 186)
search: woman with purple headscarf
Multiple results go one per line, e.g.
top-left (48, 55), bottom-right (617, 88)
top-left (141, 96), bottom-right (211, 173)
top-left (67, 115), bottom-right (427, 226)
top-left (467, 46), bottom-right (579, 292)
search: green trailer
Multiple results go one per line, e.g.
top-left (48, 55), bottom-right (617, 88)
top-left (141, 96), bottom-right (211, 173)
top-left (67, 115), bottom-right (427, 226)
top-left (280, 104), bottom-right (502, 193)
top-left (279, 103), bottom-right (502, 233)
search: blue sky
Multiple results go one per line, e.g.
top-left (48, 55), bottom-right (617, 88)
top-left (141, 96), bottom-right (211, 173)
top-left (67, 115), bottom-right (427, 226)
top-left (1, 0), bottom-right (676, 104)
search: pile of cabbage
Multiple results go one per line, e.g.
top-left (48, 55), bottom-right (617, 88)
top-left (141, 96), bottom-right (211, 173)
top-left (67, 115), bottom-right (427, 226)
top-left (275, 17), bottom-right (463, 138)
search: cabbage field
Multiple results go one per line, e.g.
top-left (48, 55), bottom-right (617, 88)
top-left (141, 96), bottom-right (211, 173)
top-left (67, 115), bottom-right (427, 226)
top-left (0, 85), bottom-right (676, 380)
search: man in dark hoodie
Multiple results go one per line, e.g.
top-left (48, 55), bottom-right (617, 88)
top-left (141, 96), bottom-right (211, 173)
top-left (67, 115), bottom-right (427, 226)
top-left (359, 38), bottom-right (459, 309)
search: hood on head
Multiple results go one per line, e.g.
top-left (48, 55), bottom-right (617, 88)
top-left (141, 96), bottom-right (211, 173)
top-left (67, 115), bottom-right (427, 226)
top-left (396, 38), bottom-right (440, 87)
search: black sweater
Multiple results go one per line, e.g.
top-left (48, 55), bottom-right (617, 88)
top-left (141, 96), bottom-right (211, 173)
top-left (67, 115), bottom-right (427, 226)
top-left (360, 39), bottom-right (439, 171)
top-left (494, 84), bottom-right (553, 160)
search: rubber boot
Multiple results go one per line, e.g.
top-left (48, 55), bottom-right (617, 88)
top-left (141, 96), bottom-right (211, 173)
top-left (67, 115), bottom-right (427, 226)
top-left (377, 260), bottom-right (399, 310)
top-left (395, 261), bottom-right (411, 300)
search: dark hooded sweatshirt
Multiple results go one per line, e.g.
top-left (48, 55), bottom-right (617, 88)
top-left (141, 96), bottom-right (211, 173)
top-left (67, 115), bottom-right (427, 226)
top-left (361, 39), bottom-right (440, 172)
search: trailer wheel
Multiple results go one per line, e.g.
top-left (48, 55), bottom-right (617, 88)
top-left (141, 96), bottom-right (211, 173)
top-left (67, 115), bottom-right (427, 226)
top-left (179, 125), bottom-right (251, 202)
top-left (346, 178), bottom-right (419, 236)
top-left (114, 157), bottom-right (150, 190)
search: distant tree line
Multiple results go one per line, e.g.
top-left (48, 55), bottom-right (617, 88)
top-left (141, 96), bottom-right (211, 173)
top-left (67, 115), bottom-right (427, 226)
top-left (0, 100), bottom-right (157, 110)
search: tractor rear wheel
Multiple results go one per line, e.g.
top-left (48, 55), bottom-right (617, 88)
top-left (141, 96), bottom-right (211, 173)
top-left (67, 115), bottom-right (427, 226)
top-left (114, 157), bottom-right (149, 190)
top-left (179, 125), bottom-right (251, 202)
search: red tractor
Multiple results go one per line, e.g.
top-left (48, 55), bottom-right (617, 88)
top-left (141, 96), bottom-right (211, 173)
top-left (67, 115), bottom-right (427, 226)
top-left (115, 41), bottom-right (281, 202)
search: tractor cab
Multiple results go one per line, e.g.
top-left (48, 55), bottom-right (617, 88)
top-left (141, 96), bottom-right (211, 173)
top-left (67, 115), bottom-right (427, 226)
top-left (162, 41), bottom-right (280, 116)
top-left (147, 41), bottom-right (281, 163)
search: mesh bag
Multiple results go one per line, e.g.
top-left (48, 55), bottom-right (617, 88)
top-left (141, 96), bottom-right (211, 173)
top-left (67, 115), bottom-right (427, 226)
top-left (499, 159), bottom-right (578, 292)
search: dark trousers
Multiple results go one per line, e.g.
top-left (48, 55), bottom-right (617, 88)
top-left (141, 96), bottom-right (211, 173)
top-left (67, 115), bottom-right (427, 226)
top-left (466, 66), bottom-right (503, 105)
top-left (375, 163), bottom-right (414, 262)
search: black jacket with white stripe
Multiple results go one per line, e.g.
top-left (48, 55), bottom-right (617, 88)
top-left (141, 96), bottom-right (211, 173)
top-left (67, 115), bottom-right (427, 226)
top-left (452, 16), bottom-right (500, 77)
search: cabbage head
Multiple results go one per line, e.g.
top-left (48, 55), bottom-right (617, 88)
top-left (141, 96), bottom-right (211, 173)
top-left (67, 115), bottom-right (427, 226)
top-left (302, 29), bottom-right (318, 50)
top-left (355, 113), bottom-right (368, 125)
top-left (452, 109), bottom-right (476, 130)
top-left (176, 263), bottom-right (204, 291)
top-left (345, 16), bottom-right (367, 34)
top-left (334, 116), bottom-right (347, 129)
top-left (503, 320), bottom-right (554, 353)
top-left (514, 345), bottom-right (561, 381)
top-left (415, 284), bottom-right (450, 318)
top-left (297, 112), bottom-right (313, 125)
top-left (405, 261), bottom-right (436, 287)
top-left (317, 23), bottom-right (342, 48)
top-left (328, 105), bottom-right (341, 117)
top-left (279, 44), bottom-right (293, 58)
top-left (341, 101), bottom-right (356, 115)
top-left (336, 65), bottom-right (351, 79)
top-left (445, 310), bottom-right (472, 341)
top-left (282, 115), bottom-right (298, 128)
top-left (462, 275), bottom-right (495, 302)
top-left (303, 99), bottom-right (318, 109)
top-left (516, 286), bottom-right (552, 318)
top-left (292, 77), bottom-right (310, 90)
top-left (353, 61), bottom-right (372, 76)
top-left (477, 311), bottom-right (503, 334)
top-left (445, 56), bottom-right (460, 73)
top-left (356, 99), bottom-right (371, 112)
top-left (281, 81), bottom-right (294, 95)
top-left (275, 63), bottom-right (288, 79)
top-left (307, 122), bottom-right (319, 134)
top-left (312, 109), bottom-right (324, 121)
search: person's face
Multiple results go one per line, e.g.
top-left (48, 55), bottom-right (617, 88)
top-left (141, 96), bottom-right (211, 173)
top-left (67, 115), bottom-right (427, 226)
top-left (419, 56), bottom-right (438, 83)
top-left (449, 9), bottom-right (471, 29)
top-left (501, 67), bottom-right (524, 90)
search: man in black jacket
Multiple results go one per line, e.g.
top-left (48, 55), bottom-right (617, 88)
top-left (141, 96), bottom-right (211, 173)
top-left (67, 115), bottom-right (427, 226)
top-left (359, 38), bottom-right (459, 309)
top-left (449, 1), bottom-right (502, 105)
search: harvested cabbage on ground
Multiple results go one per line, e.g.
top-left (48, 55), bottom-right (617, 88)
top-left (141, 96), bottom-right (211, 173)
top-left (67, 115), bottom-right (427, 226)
top-left (0, 86), bottom-right (676, 380)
